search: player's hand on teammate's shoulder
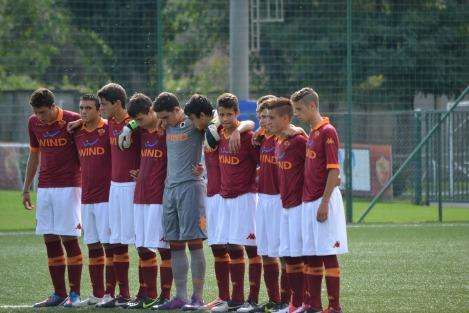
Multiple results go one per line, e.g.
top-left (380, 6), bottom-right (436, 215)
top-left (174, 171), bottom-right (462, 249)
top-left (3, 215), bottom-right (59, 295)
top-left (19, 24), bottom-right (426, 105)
top-left (229, 129), bottom-right (241, 152)
top-left (192, 163), bottom-right (204, 177)
top-left (129, 169), bottom-right (139, 180)
top-left (282, 124), bottom-right (307, 138)
top-left (317, 200), bottom-right (329, 222)
top-left (67, 119), bottom-right (83, 133)
top-left (22, 191), bottom-right (34, 210)
top-left (252, 128), bottom-right (264, 146)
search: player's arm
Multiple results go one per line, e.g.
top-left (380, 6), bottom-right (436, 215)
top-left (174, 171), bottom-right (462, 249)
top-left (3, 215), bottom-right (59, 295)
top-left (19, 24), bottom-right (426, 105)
top-left (22, 150), bottom-right (39, 210)
top-left (229, 120), bottom-right (255, 152)
top-left (282, 124), bottom-right (308, 138)
top-left (317, 129), bottom-right (340, 222)
top-left (317, 169), bottom-right (340, 222)
top-left (67, 119), bottom-right (84, 133)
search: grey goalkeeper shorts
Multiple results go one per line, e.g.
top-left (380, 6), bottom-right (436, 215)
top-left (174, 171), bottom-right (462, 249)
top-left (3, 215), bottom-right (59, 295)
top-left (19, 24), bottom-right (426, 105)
top-left (162, 180), bottom-right (207, 241)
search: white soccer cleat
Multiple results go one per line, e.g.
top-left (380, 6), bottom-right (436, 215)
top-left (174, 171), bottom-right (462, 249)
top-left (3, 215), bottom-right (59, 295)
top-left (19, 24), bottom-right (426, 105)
top-left (80, 294), bottom-right (102, 306)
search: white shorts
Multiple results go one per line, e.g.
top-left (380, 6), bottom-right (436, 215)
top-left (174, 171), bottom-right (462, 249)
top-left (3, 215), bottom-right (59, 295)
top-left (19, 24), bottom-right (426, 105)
top-left (36, 187), bottom-right (82, 237)
top-left (217, 193), bottom-right (257, 246)
top-left (302, 187), bottom-right (348, 256)
top-left (134, 204), bottom-right (169, 249)
top-left (205, 194), bottom-right (223, 245)
top-left (109, 181), bottom-right (136, 244)
top-left (256, 194), bottom-right (282, 257)
top-left (81, 202), bottom-right (111, 244)
top-left (279, 204), bottom-right (303, 257)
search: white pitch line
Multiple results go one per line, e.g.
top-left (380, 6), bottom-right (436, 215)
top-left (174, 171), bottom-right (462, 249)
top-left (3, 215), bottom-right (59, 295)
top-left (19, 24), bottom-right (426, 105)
top-left (0, 305), bottom-right (31, 308)
top-left (0, 231), bottom-right (34, 236)
top-left (348, 223), bottom-right (469, 228)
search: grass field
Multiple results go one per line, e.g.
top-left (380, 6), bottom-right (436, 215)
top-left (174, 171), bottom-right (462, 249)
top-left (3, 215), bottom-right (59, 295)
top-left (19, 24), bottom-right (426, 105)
top-left (0, 190), bottom-right (468, 312)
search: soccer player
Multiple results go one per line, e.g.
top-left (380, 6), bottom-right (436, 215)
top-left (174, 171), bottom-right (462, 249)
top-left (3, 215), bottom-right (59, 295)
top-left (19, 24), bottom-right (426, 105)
top-left (73, 94), bottom-right (115, 306)
top-left (97, 83), bottom-right (141, 307)
top-left (22, 88), bottom-right (83, 307)
top-left (252, 95), bottom-right (287, 312)
top-left (212, 93), bottom-right (261, 313)
top-left (266, 97), bottom-right (307, 313)
top-left (183, 94), bottom-right (255, 311)
top-left (152, 92), bottom-right (207, 310)
top-left (291, 88), bottom-right (348, 313)
top-left (126, 93), bottom-right (173, 309)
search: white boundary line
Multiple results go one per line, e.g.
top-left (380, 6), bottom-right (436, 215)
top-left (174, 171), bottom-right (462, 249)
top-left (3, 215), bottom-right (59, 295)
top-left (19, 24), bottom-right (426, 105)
top-left (0, 305), bottom-right (31, 308)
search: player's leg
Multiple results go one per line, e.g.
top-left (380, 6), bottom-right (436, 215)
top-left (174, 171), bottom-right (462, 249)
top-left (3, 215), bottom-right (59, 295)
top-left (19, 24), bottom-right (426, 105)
top-left (314, 188), bottom-right (348, 313)
top-left (61, 235), bottom-right (84, 307)
top-left (133, 203), bottom-right (147, 303)
top-left (224, 244), bottom-right (245, 311)
top-left (260, 256), bottom-right (281, 311)
top-left (177, 181), bottom-right (207, 310)
top-left (280, 258), bottom-right (290, 306)
top-left (51, 187), bottom-right (83, 307)
top-left (103, 244), bottom-right (117, 300)
top-left (236, 245), bottom-right (261, 312)
top-left (206, 244), bottom-right (230, 310)
top-left (157, 247), bottom-right (173, 304)
top-left (33, 188), bottom-right (67, 307)
top-left (126, 247), bottom-right (158, 309)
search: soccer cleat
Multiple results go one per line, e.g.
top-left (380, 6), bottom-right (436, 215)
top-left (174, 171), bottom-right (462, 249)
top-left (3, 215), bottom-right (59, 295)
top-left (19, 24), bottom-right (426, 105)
top-left (126, 296), bottom-right (158, 309)
top-left (237, 301), bottom-right (259, 313)
top-left (211, 300), bottom-right (244, 312)
top-left (182, 295), bottom-right (205, 311)
top-left (152, 297), bottom-right (187, 310)
top-left (253, 300), bottom-right (287, 313)
top-left (33, 293), bottom-right (67, 307)
top-left (96, 293), bottom-right (115, 308)
top-left (80, 294), bottom-right (102, 306)
top-left (290, 305), bottom-right (306, 313)
top-left (271, 304), bottom-right (290, 313)
top-left (63, 291), bottom-right (82, 307)
top-left (114, 295), bottom-right (131, 308)
top-left (321, 307), bottom-right (343, 313)
top-left (203, 298), bottom-right (226, 310)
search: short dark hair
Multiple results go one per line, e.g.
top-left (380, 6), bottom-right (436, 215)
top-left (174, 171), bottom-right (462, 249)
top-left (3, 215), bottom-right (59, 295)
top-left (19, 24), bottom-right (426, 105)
top-left (217, 93), bottom-right (239, 112)
top-left (290, 87), bottom-right (319, 108)
top-left (97, 83), bottom-right (127, 109)
top-left (128, 93), bottom-right (152, 118)
top-left (153, 92), bottom-right (180, 112)
top-left (184, 94), bottom-right (213, 118)
top-left (267, 97), bottom-right (293, 118)
top-left (256, 95), bottom-right (276, 113)
top-left (80, 94), bottom-right (100, 110)
top-left (30, 88), bottom-right (54, 108)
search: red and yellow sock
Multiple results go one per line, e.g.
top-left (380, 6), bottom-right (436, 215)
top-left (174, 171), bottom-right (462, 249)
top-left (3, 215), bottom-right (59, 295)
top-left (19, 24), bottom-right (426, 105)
top-left (227, 245), bottom-right (245, 303)
top-left (211, 245), bottom-right (231, 301)
top-left (263, 258), bottom-right (280, 303)
top-left (304, 256), bottom-right (323, 310)
top-left (280, 260), bottom-right (291, 304)
top-left (104, 246), bottom-right (116, 297)
top-left (113, 244), bottom-right (130, 298)
top-left (285, 257), bottom-right (304, 308)
top-left (246, 246), bottom-right (262, 304)
top-left (45, 237), bottom-right (67, 298)
top-left (323, 255), bottom-right (341, 311)
top-left (139, 249), bottom-right (158, 299)
top-left (158, 248), bottom-right (172, 300)
top-left (63, 238), bottom-right (83, 295)
top-left (88, 245), bottom-right (105, 298)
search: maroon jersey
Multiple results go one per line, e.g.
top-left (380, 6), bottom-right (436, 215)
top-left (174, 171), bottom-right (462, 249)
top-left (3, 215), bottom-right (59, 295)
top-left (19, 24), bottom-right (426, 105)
top-left (28, 108), bottom-right (81, 188)
top-left (109, 114), bottom-right (141, 182)
top-left (258, 134), bottom-right (279, 195)
top-left (303, 118), bottom-right (340, 202)
top-left (74, 118), bottom-right (111, 204)
top-left (275, 134), bottom-right (307, 208)
top-left (204, 146), bottom-right (221, 197)
top-left (218, 128), bottom-right (259, 198)
top-left (134, 129), bottom-right (167, 204)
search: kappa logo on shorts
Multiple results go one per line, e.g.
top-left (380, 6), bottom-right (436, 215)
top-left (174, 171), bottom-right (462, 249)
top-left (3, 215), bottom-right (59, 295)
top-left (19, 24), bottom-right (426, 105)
top-left (246, 233), bottom-right (256, 240)
top-left (75, 223), bottom-right (82, 230)
top-left (333, 241), bottom-right (340, 248)
top-left (199, 217), bottom-right (207, 231)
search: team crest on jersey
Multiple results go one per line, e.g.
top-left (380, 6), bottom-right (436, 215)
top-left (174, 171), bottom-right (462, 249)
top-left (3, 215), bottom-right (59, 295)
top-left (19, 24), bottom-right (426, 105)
top-left (98, 128), bottom-right (105, 136)
top-left (313, 131), bottom-right (320, 139)
top-left (282, 140), bottom-right (290, 147)
top-left (179, 121), bottom-right (186, 128)
top-left (58, 120), bottom-right (66, 128)
top-left (199, 216), bottom-right (207, 231)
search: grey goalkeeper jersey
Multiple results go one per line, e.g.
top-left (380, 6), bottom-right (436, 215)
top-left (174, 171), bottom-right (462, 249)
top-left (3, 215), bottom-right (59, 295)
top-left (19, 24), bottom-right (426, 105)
top-left (165, 116), bottom-right (204, 187)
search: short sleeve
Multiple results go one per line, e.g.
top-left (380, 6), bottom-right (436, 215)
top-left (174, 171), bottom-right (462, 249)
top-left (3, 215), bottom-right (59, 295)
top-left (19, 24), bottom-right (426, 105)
top-left (28, 118), bottom-right (39, 152)
top-left (323, 127), bottom-right (339, 169)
